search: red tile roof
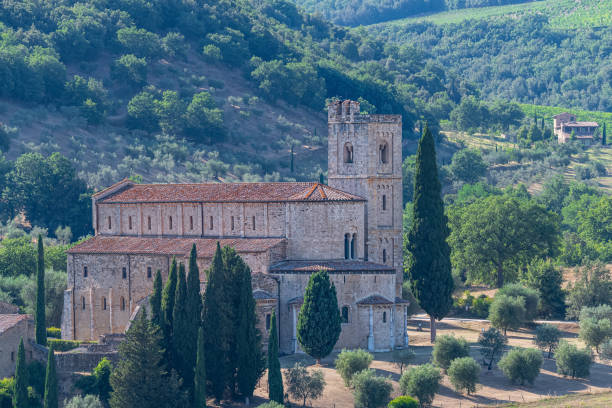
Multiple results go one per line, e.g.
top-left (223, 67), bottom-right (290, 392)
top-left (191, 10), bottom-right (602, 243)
top-left (96, 182), bottom-right (364, 203)
top-left (270, 260), bottom-right (394, 273)
top-left (68, 236), bottom-right (286, 256)
top-left (356, 295), bottom-right (394, 305)
top-left (0, 314), bottom-right (31, 334)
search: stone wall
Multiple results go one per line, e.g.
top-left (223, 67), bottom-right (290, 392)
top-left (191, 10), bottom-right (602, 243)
top-left (0, 316), bottom-right (34, 378)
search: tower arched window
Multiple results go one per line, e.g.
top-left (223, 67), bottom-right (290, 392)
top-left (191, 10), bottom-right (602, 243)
top-left (147, 216), bottom-right (151, 231)
top-left (351, 233), bottom-right (356, 259)
top-left (120, 297), bottom-right (126, 311)
top-left (344, 234), bottom-right (350, 259)
top-left (82, 297), bottom-right (86, 310)
top-left (341, 306), bottom-right (349, 323)
top-left (343, 142), bottom-right (353, 163)
top-left (102, 297), bottom-right (107, 310)
top-left (190, 216), bottom-right (194, 230)
top-left (107, 216), bottom-right (112, 230)
top-left (128, 216), bottom-right (132, 230)
top-left (382, 249), bottom-right (387, 264)
top-left (169, 216), bottom-right (173, 230)
top-left (382, 311), bottom-right (387, 323)
top-left (382, 194), bottom-right (387, 211)
top-left (379, 143), bottom-right (388, 164)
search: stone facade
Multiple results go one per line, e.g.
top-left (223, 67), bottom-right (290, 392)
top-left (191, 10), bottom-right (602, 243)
top-left (0, 314), bottom-right (34, 378)
top-left (61, 100), bottom-right (408, 353)
top-left (553, 112), bottom-right (599, 144)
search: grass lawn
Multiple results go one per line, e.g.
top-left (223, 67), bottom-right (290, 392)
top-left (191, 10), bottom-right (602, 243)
top-left (503, 391), bottom-right (612, 407)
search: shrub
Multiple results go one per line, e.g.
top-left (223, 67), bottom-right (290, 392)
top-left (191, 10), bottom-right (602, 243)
top-left (555, 341), bottom-right (592, 378)
top-left (111, 54), bottom-right (147, 87)
top-left (488, 294), bottom-right (526, 335)
top-left (534, 324), bottom-right (560, 358)
top-left (48, 339), bottom-right (81, 351)
top-left (478, 327), bottom-right (507, 370)
top-left (64, 395), bottom-right (103, 408)
top-left (580, 305), bottom-right (612, 321)
top-left (352, 369), bottom-right (392, 408)
top-left (579, 317), bottom-right (612, 353)
top-left (498, 284), bottom-right (539, 321)
top-left (257, 403), bottom-right (284, 408)
top-left (46, 327), bottom-right (61, 338)
top-left (335, 349), bottom-right (373, 387)
top-left (600, 338), bottom-right (612, 361)
top-left (392, 348), bottom-right (415, 375)
top-left (399, 364), bottom-right (441, 407)
top-left (285, 363), bottom-right (325, 407)
top-left (472, 295), bottom-right (492, 318)
top-left (387, 396), bottom-right (418, 408)
top-left (498, 348), bottom-right (543, 385)
top-left (447, 357), bottom-right (480, 395)
top-left (432, 335), bottom-right (469, 370)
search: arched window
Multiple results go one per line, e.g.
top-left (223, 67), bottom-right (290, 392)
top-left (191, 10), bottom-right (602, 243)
top-left (383, 311), bottom-right (387, 323)
top-left (83, 266), bottom-right (88, 278)
top-left (102, 297), bottom-right (107, 310)
top-left (231, 216), bottom-right (235, 230)
top-left (343, 142), bottom-right (353, 163)
top-left (341, 306), bottom-right (349, 323)
top-left (147, 267), bottom-right (152, 279)
top-left (209, 216), bottom-right (214, 230)
top-left (351, 234), bottom-right (356, 259)
top-left (82, 297), bottom-right (86, 310)
top-left (128, 216), bottom-right (133, 230)
top-left (107, 216), bottom-right (112, 230)
top-left (266, 314), bottom-right (271, 331)
top-left (344, 234), bottom-right (350, 259)
top-left (190, 216), bottom-right (194, 230)
top-left (382, 194), bottom-right (387, 211)
top-left (252, 216), bottom-right (256, 230)
top-left (379, 143), bottom-right (388, 164)
top-left (147, 216), bottom-right (151, 230)
top-left (382, 249), bottom-right (387, 264)
top-left (120, 297), bottom-right (126, 311)
top-left (169, 216), bottom-right (173, 230)
top-left (122, 267), bottom-right (127, 279)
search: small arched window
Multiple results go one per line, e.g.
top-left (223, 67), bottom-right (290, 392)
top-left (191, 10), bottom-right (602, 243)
top-left (147, 267), bottom-right (152, 279)
top-left (351, 234), bottom-right (356, 259)
top-left (379, 143), bottom-right (388, 164)
top-left (382, 194), bottom-right (387, 211)
top-left (122, 267), bottom-right (127, 279)
top-left (147, 216), bottom-right (152, 231)
top-left (190, 216), bottom-right (194, 230)
top-left (252, 216), bottom-right (256, 230)
top-left (82, 296), bottom-right (86, 310)
top-left (107, 216), bottom-right (112, 230)
top-left (209, 216), bottom-right (214, 230)
top-left (344, 234), bottom-right (350, 259)
top-left (120, 297), bottom-right (126, 311)
top-left (341, 306), bottom-right (349, 323)
top-left (102, 297), bottom-right (107, 310)
top-left (169, 216), bottom-right (173, 230)
top-left (343, 142), bottom-right (354, 164)
top-left (128, 216), bottom-right (133, 230)
top-left (382, 249), bottom-right (387, 264)
top-left (266, 314), bottom-right (271, 331)
top-left (231, 216), bottom-right (235, 231)
top-left (382, 311), bottom-right (387, 323)
top-left (83, 266), bottom-right (88, 278)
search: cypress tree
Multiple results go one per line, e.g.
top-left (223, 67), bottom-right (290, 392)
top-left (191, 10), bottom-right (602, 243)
top-left (406, 124), bottom-right (453, 343)
top-left (13, 338), bottom-right (28, 408)
top-left (43, 345), bottom-right (58, 408)
top-left (161, 256), bottom-right (178, 364)
top-left (150, 269), bottom-right (163, 329)
top-left (602, 123), bottom-right (607, 146)
top-left (194, 327), bottom-right (206, 408)
top-left (35, 234), bottom-right (46, 346)
top-left (235, 260), bottom-right (265, 404)
top-left (297, 270), bottom-right (341, 364)
top-left (186, 244), bottom-right (202, 385)
top-left (172, 263), bottom-right (193, 390)
top-left (202, 243), bottom-right (232, 400)
top-left (109, 310), bottom-right (187, 408)
top-left (267, 311), bottom-right (283, 404)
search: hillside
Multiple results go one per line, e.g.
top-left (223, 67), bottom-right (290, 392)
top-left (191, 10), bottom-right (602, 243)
top-left (0, 0), bottom-right (482, 192)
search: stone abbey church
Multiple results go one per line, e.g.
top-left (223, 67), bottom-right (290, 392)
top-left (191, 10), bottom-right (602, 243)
top-left (61, 100), bottom-right (409, 354)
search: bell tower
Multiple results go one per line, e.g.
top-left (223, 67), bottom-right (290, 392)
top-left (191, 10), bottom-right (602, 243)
top-left (327, 100), bottom-right (403, 296)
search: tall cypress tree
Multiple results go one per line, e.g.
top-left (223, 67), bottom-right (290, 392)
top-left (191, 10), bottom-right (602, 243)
top-left (150, 269), bottom-right (163, 329)
top-left (202, 243), bottom-right (232, 400)
top-left (161, 256), bottom-right (178, 364)
top-left (602, 122), bottom-right (607, 146)
top-left (267, 311), bottom-right (283, 404)
top-left (235, 260), bottom-right (265, 404)
top-left (172, 264), bottom-right (193, 390)
top-left (43, 345), bottom-right (58, 408)
top-left (297, 270), bottom-right (341, 364)
top-left (186, 244), bottom-right (202, 386)
top-left (194, 327), bottom-right (206, 408)
top-left (406, 124), bottom-right (453, 342)
top-left (13, 338), bottom-right (28, 408)
top-left (35, 234), bottom-right (46, 346)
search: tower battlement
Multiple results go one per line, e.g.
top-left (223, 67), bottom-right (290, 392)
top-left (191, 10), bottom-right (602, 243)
top-left (328, 100), bottom-right (402, 124)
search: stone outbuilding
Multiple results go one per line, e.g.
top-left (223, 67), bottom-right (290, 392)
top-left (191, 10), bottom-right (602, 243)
top-left (0, 314), bottom-right (34, 378)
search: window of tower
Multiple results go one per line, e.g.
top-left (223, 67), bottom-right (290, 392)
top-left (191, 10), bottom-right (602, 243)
top-left (343, 143), bottom-right (353, 163)
top-left (382, 249), bottom-right (387, 263)
top-left (382, 194), bottom-right (387, 211)
top-left (383, 311), bottom-right (387, 323)
top-left (344, 234), bottom-right (350, 259)
top-left (351, 234), bottom-right (356, 259)
top-left (379, 143), bottom-right (388, 164)
top-left (341, 306), bottom-right (349, 323)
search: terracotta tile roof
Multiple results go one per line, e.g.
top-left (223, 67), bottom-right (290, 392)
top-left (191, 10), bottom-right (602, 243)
top-left (270, 260), bottom-right (394, 274)
top-left (356, 295), bottom-right (394, 305)
top-left (0, 314), bottom-right (31, 334)
top-left (97, 182), bottom-right (364, 203)
top-left (68, 236), bottom-right (286, 256)
top-left (563, 122), bottom-right (599, 127)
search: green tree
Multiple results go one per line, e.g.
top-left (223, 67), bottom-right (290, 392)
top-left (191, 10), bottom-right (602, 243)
top-left (35, 235), bottom-right (46, 346)
top-left (478, 328), bottom-right (507, 370)
top-left (335, 349), bottom-right (373, 387)
top-left (44, 345), bottom-right (58, 408)
top-left (447, 357), bottom-right (479, 395)
top-left (235, 258), bottom-right (265, 403)
top-left (116, 27), bottom-right (161, 59)
top-left (579, 317), bottom-right (612, 353)
top-left (498, 348), bottom-right (542, 385)
top-left (267, 311), bottom-right (283, 404)
top-left (111, 54), bottom-right (147, 87)
top-left (194, 327), bottom-right (206, 408)
top-left (489, 295), bottom-right (525, 336)
top-left (285, 363), bottom-right (326, 407)
top-left (127, 91), bottom-right (159, 132)
top-left (388, 396), bottom-right (418, 408)
top-left (523, 259), bottom-right (566, 319)
top-left (555, 341), bottom-right (592, 378)
top-left (449, 148), bottom-right (487, 184)
top-left (13, 338), bottom-right (27, 408)
top-left (150, 269), bottom-right (163, 329)
top-left (161, 257), bottom-right (178, 360)
top-left (351, 370), bottom-right (392, 408)
top-left (432, 335), bottom-right (470, 370)
top-left (109, 311), bottom-right (186, 408)
top-left (602, 122), bottom-right (606, 146)
top-left (156, 90), bottom-right (185, 135)
top-left (534, 324), bottom-right (560, 358)
top-left (186, 245), bottom-right (202, 378)
top-left (566, 263), bottom-right (612, 319)
top-left (64, 395), bottom-right (103, 408)
top-left (184, 92), bottom-right (225, 142)
top-left (297, 270), bottom-right (342, 364)
top-left (399, 364), bottom-right (441, 407)
top-left (406, 124), bottom-right (453, 342)
top-left (497, 284), bottom-right (539, 322)
top-left (448, 194), bottom-right (560, 287)
top-left (172, 263), bottom-right (192, 389)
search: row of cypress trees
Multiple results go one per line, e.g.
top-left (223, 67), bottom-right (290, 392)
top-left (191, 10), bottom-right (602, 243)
top-left (13, 339), bottom-right (58, 408)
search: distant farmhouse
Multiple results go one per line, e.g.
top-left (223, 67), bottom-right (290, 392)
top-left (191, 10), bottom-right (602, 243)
top-left (553, 112), bottom-right (599, 144)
